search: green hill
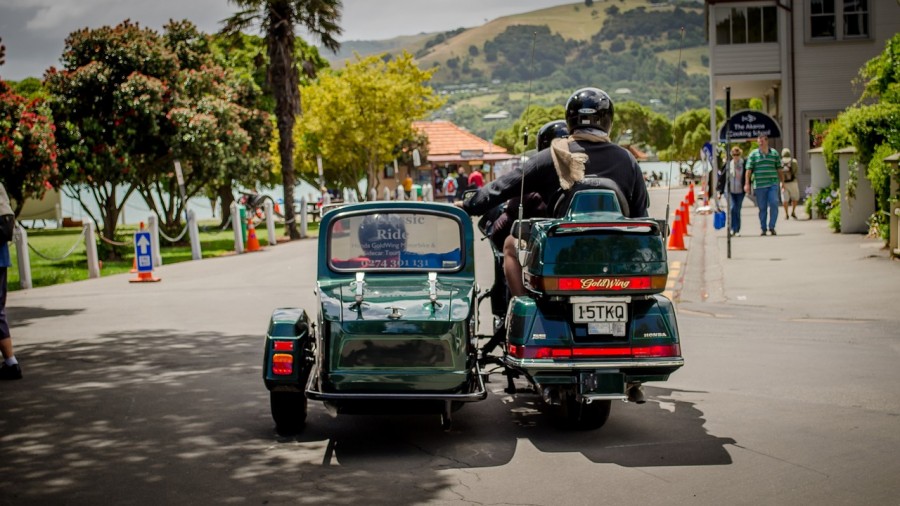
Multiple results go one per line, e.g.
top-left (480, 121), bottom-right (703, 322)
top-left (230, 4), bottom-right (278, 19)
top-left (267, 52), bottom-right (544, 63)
top-left (323, 0), bottom-right (708, 139)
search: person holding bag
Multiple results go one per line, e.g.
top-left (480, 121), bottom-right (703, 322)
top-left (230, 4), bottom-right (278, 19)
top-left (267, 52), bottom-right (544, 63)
top-left (0, 183), bottom-right (21, 380)
top-left (725, 147), bottom-right (747, 236)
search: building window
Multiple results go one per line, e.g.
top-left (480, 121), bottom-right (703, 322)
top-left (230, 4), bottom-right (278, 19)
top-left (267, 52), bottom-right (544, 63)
top-left (716, 5), bottom-right (778, 45)
top-left (843, 0), bottom-right (869, 38)
top-left (809, 0), bottom-right (869, 40)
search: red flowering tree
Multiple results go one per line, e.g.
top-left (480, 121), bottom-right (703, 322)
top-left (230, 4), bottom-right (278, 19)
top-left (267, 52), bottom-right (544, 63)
top-left (46, 21), bottom-right (272, 248)
top-left (0, 38), bottom-right (59, 215)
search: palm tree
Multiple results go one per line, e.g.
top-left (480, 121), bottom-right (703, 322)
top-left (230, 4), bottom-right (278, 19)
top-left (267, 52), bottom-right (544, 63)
top-left (223, 0), bottom-right (342, 239)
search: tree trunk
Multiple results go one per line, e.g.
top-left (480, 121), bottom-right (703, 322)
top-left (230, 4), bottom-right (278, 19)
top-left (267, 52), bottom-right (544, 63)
top-left (217, 183), bottom-right (234, 230)
top-left (268, 3), bottom-right (302, 240)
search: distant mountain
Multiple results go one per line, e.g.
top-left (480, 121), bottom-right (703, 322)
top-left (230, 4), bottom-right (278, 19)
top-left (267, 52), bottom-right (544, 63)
top-left (323, 0), bottom-right (708, 139)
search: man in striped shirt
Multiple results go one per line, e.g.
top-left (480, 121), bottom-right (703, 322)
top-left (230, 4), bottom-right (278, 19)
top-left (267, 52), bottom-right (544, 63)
top-left (744, 134), bottom-right (782, 236)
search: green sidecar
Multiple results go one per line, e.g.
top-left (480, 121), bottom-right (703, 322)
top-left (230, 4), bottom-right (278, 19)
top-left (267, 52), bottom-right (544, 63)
top-left (262, 201), bottom-right (486, 434)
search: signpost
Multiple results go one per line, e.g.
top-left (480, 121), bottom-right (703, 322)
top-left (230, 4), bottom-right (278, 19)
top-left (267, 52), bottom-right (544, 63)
top-left (130, 228), bottom-right (160, 282)
top-left (135, 231), bottom-right (153, 272)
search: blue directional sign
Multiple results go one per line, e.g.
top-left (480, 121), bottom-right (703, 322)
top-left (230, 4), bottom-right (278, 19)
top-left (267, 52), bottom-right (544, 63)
top-left (134, 231), bottom-right (154, 273)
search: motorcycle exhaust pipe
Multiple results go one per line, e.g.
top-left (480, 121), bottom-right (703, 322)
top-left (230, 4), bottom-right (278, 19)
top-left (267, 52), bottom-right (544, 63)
top-left (627, 384), bottom-right (646, 404)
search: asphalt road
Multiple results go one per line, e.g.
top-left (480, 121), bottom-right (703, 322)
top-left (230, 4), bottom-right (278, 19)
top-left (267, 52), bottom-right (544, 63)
top-left (1, 187), bottom-right (898, 505)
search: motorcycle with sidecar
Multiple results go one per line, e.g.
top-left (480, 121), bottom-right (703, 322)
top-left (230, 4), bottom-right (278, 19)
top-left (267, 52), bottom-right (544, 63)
top-left (476, 179), bottom-right (684, 429)
top-left (262, 184), bottom-right (683, 433)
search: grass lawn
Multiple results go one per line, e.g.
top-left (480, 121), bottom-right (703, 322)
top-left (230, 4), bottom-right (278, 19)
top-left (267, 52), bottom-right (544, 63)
top-left (8, 219), bottom-right (320, 291)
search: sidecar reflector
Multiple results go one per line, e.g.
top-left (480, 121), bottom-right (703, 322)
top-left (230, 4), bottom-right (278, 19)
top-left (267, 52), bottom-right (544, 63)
top-left (508, 344), bottom-right (680, 359)
top-left (272, 353), bottom-right (294, 375)
top-left (272, 341), bottom-right (294, 351)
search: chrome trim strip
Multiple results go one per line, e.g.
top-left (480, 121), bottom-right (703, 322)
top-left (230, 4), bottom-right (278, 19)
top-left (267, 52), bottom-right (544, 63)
top-left (583, 393), bottom-right (628, 402)
top-left (503, 357), bottom-right (684, 369)
top-left (305, 364), bottom-right (487, 402)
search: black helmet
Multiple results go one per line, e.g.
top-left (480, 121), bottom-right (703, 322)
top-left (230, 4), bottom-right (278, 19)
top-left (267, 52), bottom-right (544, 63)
top-left (536, 120), bottom-right (568, 151)
top-left (565, 87), bottom-right (613, 134)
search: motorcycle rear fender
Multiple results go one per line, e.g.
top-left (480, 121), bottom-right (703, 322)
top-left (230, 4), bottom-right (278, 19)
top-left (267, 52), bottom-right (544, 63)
top-left (505, 295), bottom-right (682, 377)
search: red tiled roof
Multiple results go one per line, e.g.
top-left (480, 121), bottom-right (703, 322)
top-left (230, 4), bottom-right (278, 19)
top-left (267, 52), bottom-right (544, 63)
top-left (413, 120), bottom-right (508, 157)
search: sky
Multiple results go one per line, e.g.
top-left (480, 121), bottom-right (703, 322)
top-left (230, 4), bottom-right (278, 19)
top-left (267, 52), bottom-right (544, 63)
top-left (0, 0), bottom-right (572, 81)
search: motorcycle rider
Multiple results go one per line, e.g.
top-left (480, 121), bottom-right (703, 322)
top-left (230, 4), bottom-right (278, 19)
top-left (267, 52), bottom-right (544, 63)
top-left (486, 119), bottom-right (567, 252)
top-left (462, 87), bottom-right (649, 297)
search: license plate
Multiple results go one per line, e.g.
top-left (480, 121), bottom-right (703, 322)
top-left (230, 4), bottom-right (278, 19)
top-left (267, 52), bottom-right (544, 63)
top-left (573, 302), bottom-right (628, 323)
top-left (587, 322), bottom-right (626, 336)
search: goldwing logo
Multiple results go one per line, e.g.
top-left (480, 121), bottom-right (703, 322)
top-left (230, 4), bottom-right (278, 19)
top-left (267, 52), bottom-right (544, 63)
top-left (580, 278), bottom-right (630, 290)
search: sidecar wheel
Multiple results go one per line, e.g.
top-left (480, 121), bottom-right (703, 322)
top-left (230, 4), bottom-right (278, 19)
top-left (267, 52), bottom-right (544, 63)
top-left (561, 398), bottom-right (611, 430)
top-left (270, 391), bottom-right (307, 435)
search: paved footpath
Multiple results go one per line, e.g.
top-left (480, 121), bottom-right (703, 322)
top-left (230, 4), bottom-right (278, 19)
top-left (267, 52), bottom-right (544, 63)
top-left (674, 199), bottom-right (898, 322)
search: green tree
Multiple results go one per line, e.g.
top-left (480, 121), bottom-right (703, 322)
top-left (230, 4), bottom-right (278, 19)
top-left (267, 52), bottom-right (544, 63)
top-left (46, 21), bottom-right (180, 251)
top-left (614, 100), bottom-right (672, 153)
top-left (493, 104), bottom-right (566, 154)
top-left (47, 21), bottom-right (273, 250)
top-left (658, 107), bottom-right (724, 170)
top-left (210, 31), bottom-right (328, 227)
top-left (295, 52), bottom-right (443, 198)
top-left (223, 0), bottom-right (342, 240)
top-left (0, 38), bottom-right (59, 213)
top-left (821, 33), bottom-right (900, 236)
top-left (136, 21), bottom-right (273, 235)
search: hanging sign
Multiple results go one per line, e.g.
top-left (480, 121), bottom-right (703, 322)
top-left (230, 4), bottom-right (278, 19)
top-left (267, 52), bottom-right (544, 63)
top-left (718, 110), bottom-right (782, 142)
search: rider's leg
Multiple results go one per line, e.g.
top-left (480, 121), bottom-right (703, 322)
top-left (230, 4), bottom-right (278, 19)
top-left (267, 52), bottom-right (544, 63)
top-left (503, 235), bottom-right (527, 297)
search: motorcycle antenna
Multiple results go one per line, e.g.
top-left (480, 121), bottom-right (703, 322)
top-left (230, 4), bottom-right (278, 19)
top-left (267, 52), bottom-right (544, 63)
top-left (518, 31), bottom-right (538, 223)
top-left (514, 31), bottom-right (538, 273)
top-left (664, 27), bottom-right (686, 229)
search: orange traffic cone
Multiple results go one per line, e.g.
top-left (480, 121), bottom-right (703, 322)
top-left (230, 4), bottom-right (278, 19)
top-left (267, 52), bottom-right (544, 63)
top-left (680, 199), bottom-right (691, 227)
top-left (130, 256), bottom-right (137, 273)
top-left (245, 219), bottom-right (262, 252)
top-left (129, 270), bottom-right (161, 283)
top-left (667, 211), bottom-right (686, 251)
top-left (687, 183), bottom-right (695, 205)
top-left (678, 207), bottom-right (691, 237)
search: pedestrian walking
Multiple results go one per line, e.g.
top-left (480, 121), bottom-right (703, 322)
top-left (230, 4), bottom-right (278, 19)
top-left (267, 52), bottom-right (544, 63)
top-left (725, 147), bottom-right (746, 236)
top-left (0, 183), bottom-right (21, 380)
top-left (780, 148), bottom-right (800, 219)
top-left (744, 134), bottom-right (781, 236)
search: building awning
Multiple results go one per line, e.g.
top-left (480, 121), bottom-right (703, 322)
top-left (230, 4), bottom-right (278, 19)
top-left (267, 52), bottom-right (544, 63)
top-left (427, 153), bottom-right (515, 164)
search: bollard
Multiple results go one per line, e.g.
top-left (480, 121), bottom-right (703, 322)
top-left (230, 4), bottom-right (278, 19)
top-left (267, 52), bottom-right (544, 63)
top-left (299, 196), bottom-right (308, 239)
top-left (84, 222), bottom-right (101, 279)
top-left (188, 210), bottom-right (202, 260)
top-left (148, 215), bottom-right (162, 267)
top-left (264, 200), bottom-right (277, 246)
top-left (396, 186), bottom-right (405, 201)
top-left (383, 187), bottom-right (392, 201)
top-left (231, 201), bottom-right (244, 254)
top-left (13, 224), bottom-right (32, 289)
top-left (369, 188), bottom-right (377, 201)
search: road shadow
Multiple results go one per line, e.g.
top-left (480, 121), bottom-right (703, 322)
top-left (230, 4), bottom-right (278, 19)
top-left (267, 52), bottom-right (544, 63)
top-left (7, 305), bottom-right (85, 327)
top-left (0, 329), bottom-right (734, 505)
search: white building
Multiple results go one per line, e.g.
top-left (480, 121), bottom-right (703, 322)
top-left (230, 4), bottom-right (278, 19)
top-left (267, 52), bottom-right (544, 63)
top-left (705, 0), bottom-right (900, 190)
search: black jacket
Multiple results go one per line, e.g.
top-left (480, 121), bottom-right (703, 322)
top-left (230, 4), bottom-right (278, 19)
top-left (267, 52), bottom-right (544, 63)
top-left (463, 140), bottom-right (649, 218)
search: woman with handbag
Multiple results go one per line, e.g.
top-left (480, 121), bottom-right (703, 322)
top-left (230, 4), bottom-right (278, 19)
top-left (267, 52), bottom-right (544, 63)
top-left (726, 147), bottom-right (746, 236)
